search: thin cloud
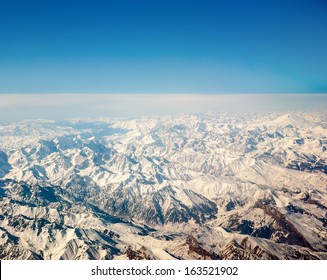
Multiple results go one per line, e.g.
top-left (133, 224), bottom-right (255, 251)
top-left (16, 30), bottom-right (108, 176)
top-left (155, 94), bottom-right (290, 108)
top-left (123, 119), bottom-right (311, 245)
top-left (0, 94), bottom-right (326, 123)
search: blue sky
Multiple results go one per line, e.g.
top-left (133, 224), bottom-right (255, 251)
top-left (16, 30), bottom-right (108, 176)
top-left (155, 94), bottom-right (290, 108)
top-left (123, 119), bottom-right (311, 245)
top-left (1, 0), bottom-right (327, 93)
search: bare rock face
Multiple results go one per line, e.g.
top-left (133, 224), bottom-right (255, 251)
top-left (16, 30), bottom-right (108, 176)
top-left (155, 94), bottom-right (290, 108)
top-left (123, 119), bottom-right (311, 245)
top-left (186, 235), bottom-right (222, 260)
top-left (125, 246), bottom-right (155, 260)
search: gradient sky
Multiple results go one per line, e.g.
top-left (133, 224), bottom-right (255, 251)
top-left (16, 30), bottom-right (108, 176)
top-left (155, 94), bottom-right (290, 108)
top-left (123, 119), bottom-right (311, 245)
top-left (1, 0), bottom-right (327, 93)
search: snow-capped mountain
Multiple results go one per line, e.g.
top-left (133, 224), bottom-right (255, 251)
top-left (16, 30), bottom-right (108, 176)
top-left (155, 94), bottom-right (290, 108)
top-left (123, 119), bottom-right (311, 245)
top-left (0, 112), bottom-right (326, 259)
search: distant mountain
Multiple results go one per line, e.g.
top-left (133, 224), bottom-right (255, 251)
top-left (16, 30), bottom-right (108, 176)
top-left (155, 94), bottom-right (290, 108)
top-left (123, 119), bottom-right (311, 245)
top-left (1, 112), bottom-right (326, 259)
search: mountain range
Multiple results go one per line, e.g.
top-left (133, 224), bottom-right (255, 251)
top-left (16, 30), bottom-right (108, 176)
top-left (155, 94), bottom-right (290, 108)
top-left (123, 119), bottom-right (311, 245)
top-left (0, 112), bottom-right (326, 259)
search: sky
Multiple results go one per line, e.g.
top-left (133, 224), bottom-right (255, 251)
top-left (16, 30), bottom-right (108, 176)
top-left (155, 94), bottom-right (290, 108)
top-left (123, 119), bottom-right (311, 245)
top-left (1, 0), bottom-right (327, 94)
top-left (1, 94), bottom-right (326, 123)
